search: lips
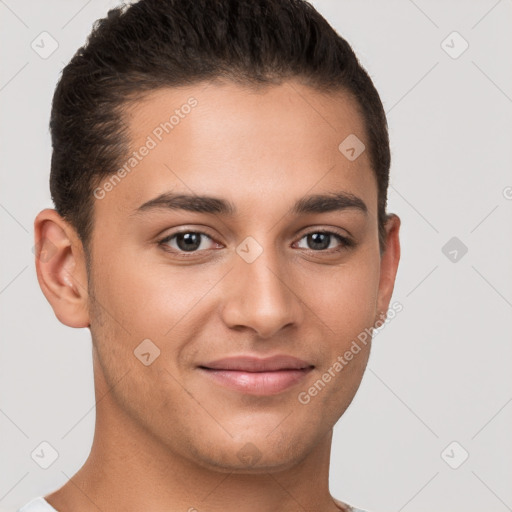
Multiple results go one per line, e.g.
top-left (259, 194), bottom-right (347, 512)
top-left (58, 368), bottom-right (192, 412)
top-left (200, 355), bottom-right (313, 372)
top-left (198, 355), bottom-right (314, 396)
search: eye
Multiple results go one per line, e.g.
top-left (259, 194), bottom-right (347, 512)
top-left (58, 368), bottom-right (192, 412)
top-left (158, 231), bottom-right (219, 253)
top-left (157, 228), bottom-right (354, 257)
top-left (295, 230), bottom-right (353, 252)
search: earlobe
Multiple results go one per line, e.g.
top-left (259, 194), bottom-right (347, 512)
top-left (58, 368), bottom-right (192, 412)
top-left (34, 208), bottom-right (90, 328)
top-left (376, 213), bottom-right (401, 319)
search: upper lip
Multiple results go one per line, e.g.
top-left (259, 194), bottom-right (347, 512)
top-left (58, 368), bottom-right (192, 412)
top-left (199, 355), bottom-right (314, 372)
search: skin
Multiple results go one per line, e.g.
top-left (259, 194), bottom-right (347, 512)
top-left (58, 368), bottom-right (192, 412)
top-left (34, 78), bottom-right (400, 512)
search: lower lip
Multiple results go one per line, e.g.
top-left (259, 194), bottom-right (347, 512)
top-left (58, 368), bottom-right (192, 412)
top-left (198, 367), bottom-right (313, 396)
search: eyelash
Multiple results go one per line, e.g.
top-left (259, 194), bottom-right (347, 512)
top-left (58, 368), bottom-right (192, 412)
top-left (157, 229), bottom-right (354, 257)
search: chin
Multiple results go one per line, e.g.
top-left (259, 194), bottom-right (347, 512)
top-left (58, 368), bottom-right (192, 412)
top-left (187, 431), bottom-right (315, 474)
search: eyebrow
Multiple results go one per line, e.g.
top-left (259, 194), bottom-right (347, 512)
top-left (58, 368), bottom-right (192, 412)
top-left (131, 191), bottom-right (368, 217)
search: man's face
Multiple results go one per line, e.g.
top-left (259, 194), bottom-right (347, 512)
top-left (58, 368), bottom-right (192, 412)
top-left (86, 79), bottom-right (396, 471)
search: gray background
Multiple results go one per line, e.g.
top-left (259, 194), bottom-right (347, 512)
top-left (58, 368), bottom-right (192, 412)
top-left (1, 1), bottom-right (511, 511)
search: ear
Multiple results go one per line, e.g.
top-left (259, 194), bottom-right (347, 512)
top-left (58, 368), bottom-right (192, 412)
top-left (376, 213), bottom-right (401, 320)
top-left (33, 208), bottom-right (90, 328)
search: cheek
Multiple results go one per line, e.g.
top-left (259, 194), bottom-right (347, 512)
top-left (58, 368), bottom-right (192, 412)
top-left (90, 252), bottom-right (226, 366)
top-left (90, 251), bottom-right (188, 335)
top-left (305, 255), bottom-right (380, 336)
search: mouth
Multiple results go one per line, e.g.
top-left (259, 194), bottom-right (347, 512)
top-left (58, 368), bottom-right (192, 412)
top-left (197, 355), bottom-right (314, 396)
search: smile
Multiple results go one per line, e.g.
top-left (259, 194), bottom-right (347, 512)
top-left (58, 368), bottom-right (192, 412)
top-left (197, 354), bottom-right (314, 395)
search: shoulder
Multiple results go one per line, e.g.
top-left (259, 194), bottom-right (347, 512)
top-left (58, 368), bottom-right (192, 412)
top-left (17, 497), bottom-right (58, 512)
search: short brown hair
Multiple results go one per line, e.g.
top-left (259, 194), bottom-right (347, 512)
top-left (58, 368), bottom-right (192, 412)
top-left (50, 0), bottom-right (392, 255)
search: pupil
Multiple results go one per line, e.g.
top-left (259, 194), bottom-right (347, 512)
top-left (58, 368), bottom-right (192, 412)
top-left (309, 233), bottom-right (329, 250)
top-left (178, 233), bottom-right (201, 251)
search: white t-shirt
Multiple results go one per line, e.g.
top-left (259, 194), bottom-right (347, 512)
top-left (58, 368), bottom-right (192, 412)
top-left (17, 498), bottom-right (57, 511)
top-left (18, 496), bottom-right (369, 511)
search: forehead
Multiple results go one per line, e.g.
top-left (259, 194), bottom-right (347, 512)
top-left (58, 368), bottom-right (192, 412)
top-left (94, 79), bottom-right (377, 223)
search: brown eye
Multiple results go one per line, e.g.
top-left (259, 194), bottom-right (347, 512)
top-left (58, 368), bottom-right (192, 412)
top-left (159, 231), bottom-right (216, 253)
top-left (296, 231), bottom-right (352, 252)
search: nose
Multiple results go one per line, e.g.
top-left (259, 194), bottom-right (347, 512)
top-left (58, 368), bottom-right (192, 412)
top-left (220, 245), bottom-right (304, 339)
